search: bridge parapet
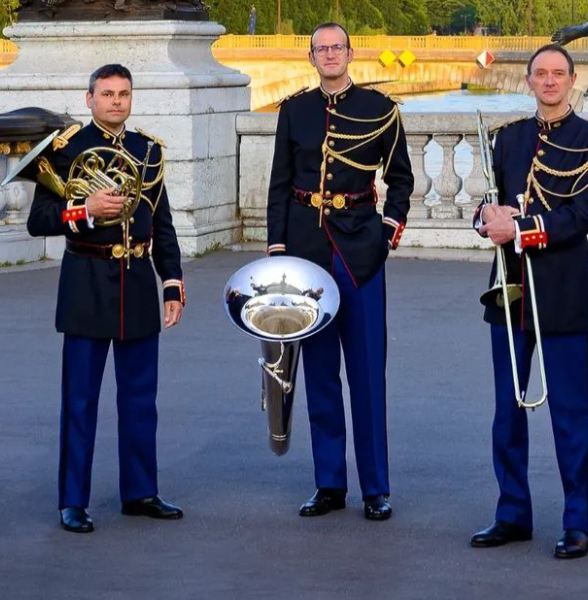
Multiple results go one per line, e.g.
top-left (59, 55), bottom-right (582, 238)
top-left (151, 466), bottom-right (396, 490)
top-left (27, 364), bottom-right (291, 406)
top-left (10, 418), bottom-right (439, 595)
top-left (236, 111), bottom-right (537, 250)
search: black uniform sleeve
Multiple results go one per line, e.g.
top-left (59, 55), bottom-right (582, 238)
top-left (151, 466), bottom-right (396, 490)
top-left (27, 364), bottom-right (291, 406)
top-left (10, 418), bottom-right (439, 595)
top-left (266, 101), bottom-right (294, 256)
top-left (150, 176), bottom-right (185, 305)
top-left (381, 105), bottom-right (414, 248)
top-left (27, 184), bottom-right (92, 237)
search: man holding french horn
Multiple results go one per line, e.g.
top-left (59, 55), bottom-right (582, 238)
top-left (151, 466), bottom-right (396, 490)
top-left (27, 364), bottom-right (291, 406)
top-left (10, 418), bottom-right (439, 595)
top-left (266, 22), bottom-right (413, 520)
top-left (472, 44), bottom-right (588, 559)
top-left (25, 64), bottom-right (185, 533)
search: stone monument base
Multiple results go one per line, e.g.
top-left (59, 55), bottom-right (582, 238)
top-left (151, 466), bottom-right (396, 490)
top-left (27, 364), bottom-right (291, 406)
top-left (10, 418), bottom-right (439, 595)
top-left (0, 19), bottom-right (250, 261)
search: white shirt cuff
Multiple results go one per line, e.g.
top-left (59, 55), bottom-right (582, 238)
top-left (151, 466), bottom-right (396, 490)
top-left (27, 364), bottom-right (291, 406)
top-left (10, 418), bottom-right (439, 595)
top-left (85, 203), bottom-right (95, 229)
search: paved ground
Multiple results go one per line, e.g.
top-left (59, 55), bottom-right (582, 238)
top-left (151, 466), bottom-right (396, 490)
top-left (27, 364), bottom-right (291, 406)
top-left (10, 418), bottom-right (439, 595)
top-left (0, 251), bottom-right (584, 599)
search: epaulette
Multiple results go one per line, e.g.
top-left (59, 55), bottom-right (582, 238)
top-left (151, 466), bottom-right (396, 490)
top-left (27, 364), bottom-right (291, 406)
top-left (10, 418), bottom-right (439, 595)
top-left (135, 127), bottom-right (167, 148)
top-left (52, 124), bottom-right (82, 151)
top-left (367, 85), bottom-right (404, 104)
top-left (276, 86), bottom-right (309, 108)
top-left (489, 116), bottom-right (528, 134)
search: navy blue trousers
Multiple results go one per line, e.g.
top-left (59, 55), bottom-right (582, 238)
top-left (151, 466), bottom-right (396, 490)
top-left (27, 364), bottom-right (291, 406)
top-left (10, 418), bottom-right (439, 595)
top-left (59, 334), bottom-right (159, 509)
top-left (491, 325), bottom-right (588, 532)
top-left (302, 254), bottom-right (389, 499)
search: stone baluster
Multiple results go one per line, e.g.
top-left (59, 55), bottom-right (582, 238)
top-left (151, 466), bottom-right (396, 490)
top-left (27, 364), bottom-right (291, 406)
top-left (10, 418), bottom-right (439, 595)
top-left (431, 134), bottom-right (463, 219)
top-left (3, 155), bottom-right (32, 225)
top-left (406, 133), bottom-right (432, 219)
top-left (4, 182), bottom-right (32, 225)
top-left (462, 133), bottom-right (486, 219)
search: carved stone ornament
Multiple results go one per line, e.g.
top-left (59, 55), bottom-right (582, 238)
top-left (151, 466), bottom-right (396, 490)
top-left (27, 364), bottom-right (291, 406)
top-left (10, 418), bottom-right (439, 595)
top-left (16, 0), bottom-right (210, 21)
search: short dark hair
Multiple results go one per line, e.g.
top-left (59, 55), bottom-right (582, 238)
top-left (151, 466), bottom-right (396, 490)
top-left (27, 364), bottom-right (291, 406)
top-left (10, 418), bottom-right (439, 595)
top-left (527, 43), bottom-right (574, 75)
top-left (310, 22), bottom-right (351, 51)
top-left (88, 64), bottom-right (133, 94)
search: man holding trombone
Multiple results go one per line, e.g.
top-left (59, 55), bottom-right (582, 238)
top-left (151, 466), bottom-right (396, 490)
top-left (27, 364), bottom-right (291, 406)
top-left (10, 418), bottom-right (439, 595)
top-left (472, 44), bottom-right (588, 559)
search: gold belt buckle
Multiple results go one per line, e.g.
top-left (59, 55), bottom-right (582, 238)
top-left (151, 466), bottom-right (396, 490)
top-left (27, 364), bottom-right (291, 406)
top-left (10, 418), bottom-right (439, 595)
top-left (133, 244), bottom-right (145, 259)
top-left (332, 194), bottom-right (346, 210)
top-left (112, 244), bottom-right (125, 259)
top-left (310, 192), bottom-right (323, 208)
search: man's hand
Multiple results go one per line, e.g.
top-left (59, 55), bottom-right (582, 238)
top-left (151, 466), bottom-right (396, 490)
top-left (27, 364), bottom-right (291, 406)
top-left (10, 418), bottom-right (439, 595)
top-left (480, 206), bottom-right (520, 245)
top-left (86, 188), bottom-right (126, 219)
top-left (164, 300), bottom-right (183, 329)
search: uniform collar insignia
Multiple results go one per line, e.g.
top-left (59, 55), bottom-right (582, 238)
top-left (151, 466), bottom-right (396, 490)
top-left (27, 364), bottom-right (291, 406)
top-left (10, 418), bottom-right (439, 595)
top-left (91, 119), bottom-right (127, 145)
top-left (320, 79), bottom-right (354, 105)
top-left (535, 106), bottom-right (573, 130)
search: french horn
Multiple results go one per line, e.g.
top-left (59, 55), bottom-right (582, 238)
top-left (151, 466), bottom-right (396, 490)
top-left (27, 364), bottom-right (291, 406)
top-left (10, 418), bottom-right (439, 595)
top-left (224, 256), bottom-right (340, 455)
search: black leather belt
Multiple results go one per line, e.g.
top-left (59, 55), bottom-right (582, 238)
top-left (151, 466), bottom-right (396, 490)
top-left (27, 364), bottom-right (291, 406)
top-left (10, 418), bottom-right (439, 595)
top-left (294, 189), bottom-right (375, 210)
top-left (66, 240), bottom-right (151, 260)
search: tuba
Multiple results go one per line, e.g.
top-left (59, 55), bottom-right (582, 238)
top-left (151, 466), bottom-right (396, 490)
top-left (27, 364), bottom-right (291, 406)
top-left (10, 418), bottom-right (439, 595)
top-left (224, 256), bottom-right (340, 455)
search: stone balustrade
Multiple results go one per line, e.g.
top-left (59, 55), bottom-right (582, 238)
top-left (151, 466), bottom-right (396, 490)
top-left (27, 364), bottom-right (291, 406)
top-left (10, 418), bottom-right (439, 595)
top-left (0, 112), bottom-right (532, 263)
top-left (237, 111), bottom-right (526, 250)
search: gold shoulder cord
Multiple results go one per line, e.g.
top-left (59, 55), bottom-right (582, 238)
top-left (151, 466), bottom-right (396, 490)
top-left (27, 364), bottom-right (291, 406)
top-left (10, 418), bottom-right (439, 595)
top-left (325, 105), bottom-right (400, 172)
top-left (524, 134), bottom-right (588, 209)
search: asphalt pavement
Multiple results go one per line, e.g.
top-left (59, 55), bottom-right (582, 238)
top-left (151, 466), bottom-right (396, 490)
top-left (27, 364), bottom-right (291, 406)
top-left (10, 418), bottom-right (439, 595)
top-left (0, 251), bottom-right (584, 599)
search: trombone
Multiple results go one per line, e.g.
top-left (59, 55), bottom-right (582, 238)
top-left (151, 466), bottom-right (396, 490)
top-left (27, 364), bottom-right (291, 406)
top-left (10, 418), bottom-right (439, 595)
top-left (477, 111), bottom-right (548, 410)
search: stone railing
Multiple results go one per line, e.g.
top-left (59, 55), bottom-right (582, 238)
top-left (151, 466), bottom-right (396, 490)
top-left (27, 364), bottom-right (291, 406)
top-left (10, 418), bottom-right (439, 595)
top-left (0, 112), bottom-right (532, 263)
top-left (237, 112), bottom-right (527, 250)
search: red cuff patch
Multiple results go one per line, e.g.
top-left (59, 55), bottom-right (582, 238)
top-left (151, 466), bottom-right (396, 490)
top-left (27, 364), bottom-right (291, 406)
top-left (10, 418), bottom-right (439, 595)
top-left (520, 231), bottom-right (547, 249)
top-left (62, 207), bottom-right (86, 223)
top-left (391, 222), bottom-right (406, 249)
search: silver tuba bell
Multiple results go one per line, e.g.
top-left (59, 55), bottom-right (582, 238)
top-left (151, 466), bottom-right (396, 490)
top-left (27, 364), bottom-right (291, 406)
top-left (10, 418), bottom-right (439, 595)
top-left (223, 256), bottom-right (340, 455)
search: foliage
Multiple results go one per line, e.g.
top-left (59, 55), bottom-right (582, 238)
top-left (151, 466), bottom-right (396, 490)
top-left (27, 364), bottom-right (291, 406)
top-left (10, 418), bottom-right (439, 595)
top-left (0, 0), bottom-right (18, 39)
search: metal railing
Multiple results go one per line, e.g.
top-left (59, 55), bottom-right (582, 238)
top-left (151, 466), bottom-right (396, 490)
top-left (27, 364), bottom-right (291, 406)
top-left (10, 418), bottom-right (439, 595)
top-left (214, 34), bottom-right (588, 52)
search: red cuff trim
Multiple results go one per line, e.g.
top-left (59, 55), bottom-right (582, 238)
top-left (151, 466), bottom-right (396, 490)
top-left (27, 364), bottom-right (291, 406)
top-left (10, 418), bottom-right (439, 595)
top-left (520, 230), bottom-right (547, 249)
top-left (520, 215), bottom-right (547, 250)
top-left (390, 221), bottom-right (406, 249)
top-left (62, 207), bottom-right (86, 223)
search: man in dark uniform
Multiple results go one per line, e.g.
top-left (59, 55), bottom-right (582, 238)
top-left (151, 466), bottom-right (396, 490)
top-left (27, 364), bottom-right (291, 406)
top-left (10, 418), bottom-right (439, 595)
top-left (27, 64), bottom-right (185, 533)
top-left (267, 22), bottom-right (414, 520)
top-left (471, 44), bottom-right (588, 559)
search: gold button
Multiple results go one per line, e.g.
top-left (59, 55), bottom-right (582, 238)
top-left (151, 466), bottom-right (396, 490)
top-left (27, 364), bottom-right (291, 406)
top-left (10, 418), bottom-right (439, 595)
top-left (103, 133), bottom-right (110, 139)
top-left (554, 122), bottom-right (561, 128)
top-left (328, 140), bottom-right (335, 147)
top-left (329, 124), bottom-right (336, 131)
top-left (528, 198), bottom-right (534, 204)
top-left (323, 208), bottom-right (331, 216)
top-left (538, 150), bottom-right (545, 156)
top-left (328, 157), bottom-right (334, 163)
top-left (340, 93), bottom-right (346, 99)
top-left (331, 108), bottom-right (337, 114)
top-left (326, 173), bottom-right (333, 180)
top-left (325, 190), bottom-right (331, 197)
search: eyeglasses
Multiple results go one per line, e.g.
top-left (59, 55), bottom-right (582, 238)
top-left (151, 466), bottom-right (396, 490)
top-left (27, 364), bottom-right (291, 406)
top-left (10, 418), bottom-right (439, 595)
top-left (312, 44), bottom-right (348, 56)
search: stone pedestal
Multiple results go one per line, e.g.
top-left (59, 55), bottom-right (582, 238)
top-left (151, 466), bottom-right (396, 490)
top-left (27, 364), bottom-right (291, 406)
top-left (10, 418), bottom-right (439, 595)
top-left (0, 20), bottom-right (250, 260)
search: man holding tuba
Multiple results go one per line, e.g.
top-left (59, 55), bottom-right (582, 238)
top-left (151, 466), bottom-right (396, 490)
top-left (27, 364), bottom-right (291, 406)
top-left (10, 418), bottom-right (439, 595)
top-left (26, 64), bottom-right (185, 533)
top-left (267, 22), bottom-right (413, 520)
top-left (472, 44), bottom-right (588, 559)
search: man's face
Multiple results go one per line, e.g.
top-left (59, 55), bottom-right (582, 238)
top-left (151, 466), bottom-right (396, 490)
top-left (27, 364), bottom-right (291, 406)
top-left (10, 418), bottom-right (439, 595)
top-left (86, 76), bottom-right (132, 132)
top-left (309, 26), bottom-right (353, 82)
top-left (526, 51), bottom-right (576, 112)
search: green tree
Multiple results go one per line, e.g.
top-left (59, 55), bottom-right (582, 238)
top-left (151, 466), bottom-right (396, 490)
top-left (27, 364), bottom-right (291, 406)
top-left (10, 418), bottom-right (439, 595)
top-left (0, 0), bottom-right (18, 39)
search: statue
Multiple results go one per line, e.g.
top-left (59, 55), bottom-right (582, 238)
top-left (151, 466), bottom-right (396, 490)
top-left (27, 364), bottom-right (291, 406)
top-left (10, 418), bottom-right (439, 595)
top-left (16, 0), bottom-right (210, 21)
top-left (552, 21), bottom-right (588, 46)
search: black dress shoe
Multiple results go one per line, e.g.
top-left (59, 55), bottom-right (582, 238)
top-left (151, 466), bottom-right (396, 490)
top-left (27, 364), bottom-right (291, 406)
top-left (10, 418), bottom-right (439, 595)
top-left (121, 496), bottom-right (183, 519)
top-left (60, 507), bottom-right (94, 533)
top-left (471, 520), bottom-right (532, 547)
top-left (555, 530), bottom-right (588, 559)
top-left (364, 496), bottom-right (392, 521)
top-left (299, 489), bottom-right (346, 517)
